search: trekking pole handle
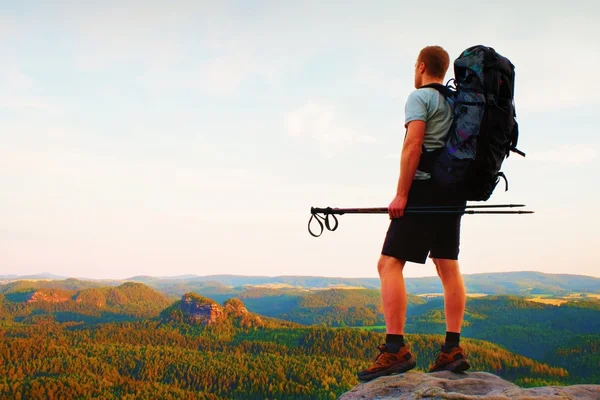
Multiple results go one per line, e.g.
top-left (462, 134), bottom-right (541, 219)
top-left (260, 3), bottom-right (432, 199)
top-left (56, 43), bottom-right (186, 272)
top-left (310, 207), bottom-right (388, 215)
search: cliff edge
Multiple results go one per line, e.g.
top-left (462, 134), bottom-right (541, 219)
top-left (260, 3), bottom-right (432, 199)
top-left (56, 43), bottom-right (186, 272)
top-left (339, 371), bottom-right (599, 399)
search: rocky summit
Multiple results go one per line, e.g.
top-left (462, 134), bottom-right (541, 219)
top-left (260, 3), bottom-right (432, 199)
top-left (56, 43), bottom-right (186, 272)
top-left (339, 371), bottom-right (600, 400)
top-left (176, 293), bottom-right (264, 327)
top-left (180, 293), bottom-right (224, 325)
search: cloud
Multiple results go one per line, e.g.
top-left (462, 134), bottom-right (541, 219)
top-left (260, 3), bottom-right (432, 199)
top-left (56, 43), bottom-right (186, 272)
top-left (0, 123), bottom-right (260, 193)
top-left (351, 64), bottom-right (407, 98)
top-left (0, 65), bottom-right (35, 91)
top-left (138, 54), bottom-right (261, 96)
top-left (0, 96), bottom-right (51, 110)
top-left (0, 15), bottom-right (17, 36)
top-left (57, 3), bottom-right (200, 69)
top-left (528, 144), bottom-right (597, 166)
top-left (49, 1), bottom-right (263, 90)
top-left (285, 102), bottom-right (376, 157)
top-left (0, 61), bottom-right (52, 110)
top-left (510, 38), bottom-right (600, 112)
top-left (48, 3), bottom-right (274, 95)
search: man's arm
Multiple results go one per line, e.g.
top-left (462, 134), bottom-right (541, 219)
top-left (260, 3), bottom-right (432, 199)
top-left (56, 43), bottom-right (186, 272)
top-left (388, 120), bottom-right (426, 218)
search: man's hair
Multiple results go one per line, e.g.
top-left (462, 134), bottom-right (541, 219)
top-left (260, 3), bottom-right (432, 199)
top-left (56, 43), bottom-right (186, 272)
top-left (418, 46), bottom-right (450, 79)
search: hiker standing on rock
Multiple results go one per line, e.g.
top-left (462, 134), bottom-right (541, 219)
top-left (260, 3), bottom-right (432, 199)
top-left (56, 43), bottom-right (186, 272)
top-left (358, 45), bottom-right (471, 381)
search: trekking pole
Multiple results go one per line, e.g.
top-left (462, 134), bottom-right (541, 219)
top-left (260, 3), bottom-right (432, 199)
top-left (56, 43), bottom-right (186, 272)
top-left (308, 204), bottom-right (534, 237)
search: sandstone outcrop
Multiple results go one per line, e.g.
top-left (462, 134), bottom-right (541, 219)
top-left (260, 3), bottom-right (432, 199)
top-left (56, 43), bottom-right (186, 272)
top-left (180, 293), bottom-right (224, 325)
top-left (339, 371), bottom-right (599, 399)
top-left (177, 293), bottom-right (263, 327)
top-left (26, 289), bottom-right (70, 303)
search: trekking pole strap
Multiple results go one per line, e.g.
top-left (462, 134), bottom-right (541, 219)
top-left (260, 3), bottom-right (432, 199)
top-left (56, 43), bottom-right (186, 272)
top-left (308, 211), bottom-right (339, 237)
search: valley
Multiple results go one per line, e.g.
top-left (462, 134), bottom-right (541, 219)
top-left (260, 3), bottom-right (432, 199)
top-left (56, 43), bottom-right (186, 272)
top-left (0, 272), bottom-right (598, 399)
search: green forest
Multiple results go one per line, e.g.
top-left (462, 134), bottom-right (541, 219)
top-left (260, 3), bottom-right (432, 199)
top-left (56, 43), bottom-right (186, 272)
top-left (0, 279), bottom-right (598, 399)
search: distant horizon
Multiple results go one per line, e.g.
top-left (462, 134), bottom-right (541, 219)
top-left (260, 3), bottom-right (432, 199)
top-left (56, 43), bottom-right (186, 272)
top-left (4, 269), bottom-right (600, 281)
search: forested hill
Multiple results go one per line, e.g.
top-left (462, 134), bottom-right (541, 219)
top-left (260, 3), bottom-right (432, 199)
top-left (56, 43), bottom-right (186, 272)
top-left (159, 292), bottom-right (301, 329)
top-left (0, 278), bottom-right (119, 294)
top-left (265, 288), bottom-right (425, 327)
top-left (0, 282), bottom-right (173, 322)
top-left (0, 321), bottom-right (571, 399)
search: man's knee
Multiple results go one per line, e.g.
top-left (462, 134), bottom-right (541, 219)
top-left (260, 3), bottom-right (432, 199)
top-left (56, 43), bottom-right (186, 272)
top-left (377, 255), bottom-right (405, 276)
top-left (432, 258), bottom-right (460, 280)
top-left (433, 258), bottom-right (442, 277)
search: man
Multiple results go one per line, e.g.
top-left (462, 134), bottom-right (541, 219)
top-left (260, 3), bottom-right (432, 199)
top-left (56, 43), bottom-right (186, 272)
top-left (358, 45), bottom-right (471, 382)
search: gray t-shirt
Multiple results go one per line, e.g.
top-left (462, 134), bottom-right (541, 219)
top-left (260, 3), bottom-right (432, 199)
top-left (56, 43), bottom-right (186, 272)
top-left (404, 87), bottom-right (453, 180)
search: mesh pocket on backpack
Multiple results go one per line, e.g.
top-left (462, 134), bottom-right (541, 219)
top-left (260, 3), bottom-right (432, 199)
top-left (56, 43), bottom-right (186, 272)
top-left (432, 148), bottom-right (471, 186)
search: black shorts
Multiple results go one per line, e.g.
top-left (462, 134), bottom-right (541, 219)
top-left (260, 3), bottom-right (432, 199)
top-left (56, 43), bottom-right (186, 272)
top-left (381, 179), bottom-right (466, 264)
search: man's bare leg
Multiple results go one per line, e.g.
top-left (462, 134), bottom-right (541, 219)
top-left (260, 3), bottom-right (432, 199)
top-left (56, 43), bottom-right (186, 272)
top-left (378, 255), bottom-right (407, 335)
top-left (357, 255), bottom-right (416, 380)
top-left (429, 257), bottom-right (470, 372)
top-left (433, 258), bottom-right (466, 333)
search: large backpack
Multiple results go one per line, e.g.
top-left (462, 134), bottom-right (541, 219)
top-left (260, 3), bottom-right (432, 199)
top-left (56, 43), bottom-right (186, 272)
top-left (420, 45), bottom-right (525, 201)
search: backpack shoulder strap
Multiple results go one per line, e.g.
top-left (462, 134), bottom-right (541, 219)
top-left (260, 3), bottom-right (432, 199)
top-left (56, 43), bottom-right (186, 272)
top-left (416, 83), bottom-right (456, 174)
top-left (419, 83), bottom-right (455, 98)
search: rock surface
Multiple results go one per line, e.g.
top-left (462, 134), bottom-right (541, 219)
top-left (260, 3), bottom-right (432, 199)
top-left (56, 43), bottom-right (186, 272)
top-left (339, 371), bottom-right (599, 400)
top-left (223, 297), bottom-right (249, 316)
top-left (27, 289), bottom-right (70, 303)
top-left (180, 293), bottom-right (224, 325)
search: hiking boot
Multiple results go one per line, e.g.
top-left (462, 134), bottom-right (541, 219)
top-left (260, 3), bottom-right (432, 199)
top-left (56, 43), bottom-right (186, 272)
top-left (357, 344), bottom-right (416, 381)
top-left (429, 345), bottom-right (471, 373)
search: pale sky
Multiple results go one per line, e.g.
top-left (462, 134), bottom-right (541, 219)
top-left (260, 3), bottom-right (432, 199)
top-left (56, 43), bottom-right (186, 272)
top-left (1, 1), bottom-right (599, 280)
